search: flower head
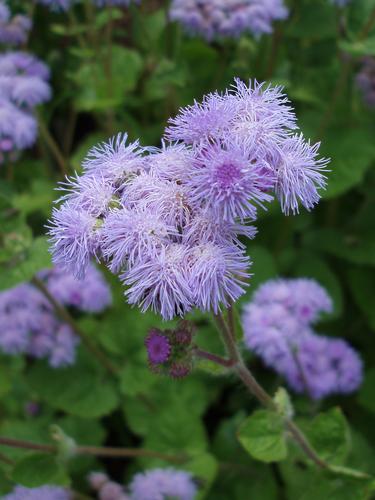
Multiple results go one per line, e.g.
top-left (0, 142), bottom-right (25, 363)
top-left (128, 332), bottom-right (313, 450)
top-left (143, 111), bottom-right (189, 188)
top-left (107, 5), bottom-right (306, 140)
top-left (129, 468), bottom-right (197, 500)
top-left (3, 485), bottom-right (71, 500)
top-left (145, 329), bottom-right (171, 365)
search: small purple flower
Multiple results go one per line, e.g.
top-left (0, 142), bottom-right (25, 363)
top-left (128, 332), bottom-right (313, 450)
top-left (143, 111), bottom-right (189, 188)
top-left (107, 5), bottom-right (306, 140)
top-left (47, 203), bottom-right (101, 278)
top-left (0, 51), bottom-right (50, 80)
top-left (3, 485), bottom-right (71, 500)
top-left (100, 481), bottom-right (127, 500)
top-left (102, 206), bottom-right (176, 272)
top-left (189, 242), bottom-right (250, 313)
top-left (145, 329), bottom-right (171, 365)
top-left (0, 9), bottom-right (31, 46)
top-left (242, 278), bottom-right (363, 399)
top-left (147, 141), bottom-right (193, 181)
top-left (187, 139), bottom-right (274, 221)
top-left (123, 244), bottom-right (193, 320)
top-left (275, 134), bottom-right (329, 215)
top-left (0, 98), bottom-right (37, 151)
top-left (88, 471), bottom-right (109, 491)
top-left (165, 91), bottom-right (237, 144)
top-left (83, 133), bottom-right (146, 185)
top-left (170, 0), bottom-right (288, 41)
top-left (129, 468), bottom-right (197, 500)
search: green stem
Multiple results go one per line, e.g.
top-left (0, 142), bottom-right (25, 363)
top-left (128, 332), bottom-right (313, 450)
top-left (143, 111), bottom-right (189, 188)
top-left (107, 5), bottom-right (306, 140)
top-left (213, 312), bottom-right (329, 469)
top-left (31, 276), bottom-right (118, 376)
top-left (38, 117), bottom-right (69, 176)
top-left (193, 347), bottom-right (236, 368)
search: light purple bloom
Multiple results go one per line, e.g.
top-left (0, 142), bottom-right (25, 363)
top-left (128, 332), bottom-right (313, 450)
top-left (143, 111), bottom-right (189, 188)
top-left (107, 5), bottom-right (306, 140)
top-left (0, 5), bottom-right (31, 46)
top-left (129, 468), bottom-right (197, 500)
top-left (165, 91), bottom-right (237, 144)
top-left (0, 51), bottom-right (50, 80)
top-left (170, 0), bottom-right (288, 41)
top-left (0, 264), bottom-right (111, 367)
top-left (3, 485), bottom-right (71, 500)
top-left (186, 139), bottom-right (275, 220)
top-left (189, 242), bottom-right (250, 313)
top-left (274, 134), bottom-right (329, 215)
top-left (102, 206), bottom-right (176, 272)
top-left (147, 141), bottom-right (194, 181)
top-left (83, 133), bottom-right (146, 185)
top-left (48, 203), bottom-right (101, 278)
top-left (242, 278), bottom-right (363, 399)
top-left (0, 98), bottom-right (37, 149)
top-left (123, 244), bottom-right (193, 321)
top-left (40, 263), bottom-right (112, 313)
top-left (145, 329), bottom-right (171, 364)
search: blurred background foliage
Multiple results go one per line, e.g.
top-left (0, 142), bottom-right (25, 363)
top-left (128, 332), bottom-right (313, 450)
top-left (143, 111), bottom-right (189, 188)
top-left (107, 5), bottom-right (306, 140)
top-left (1, 0), bottom-right (375, 498)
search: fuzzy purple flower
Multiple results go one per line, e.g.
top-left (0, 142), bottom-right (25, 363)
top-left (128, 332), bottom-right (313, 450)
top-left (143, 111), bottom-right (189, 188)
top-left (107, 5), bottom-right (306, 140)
top-left (170, 0), bottom-right (288, 41)
top-left (187, 139), bottom-right (275, 221)
top-left (189, 242), bottom-right (250, 313)
top-left (243, 278), bottom-right (363, 399)
top-left (102, 206), bottom-right (176, 272)
top-left (3, 485), bottom-right (71, 500)
top-left (0, 264), bottom-right (111, 367)
top-left (83, 133), bottom-right (146, 184)
top-left (0, 3), bottom-right (31, 46)
top-left (0, 52), bottom-right (50, 80)
top-left (145, 330), bottom-right (171, 365)
top-left (48, 80), bottom-right (329, 321)
top-left (123, 244), bottom-right (193, 320)
top-left (129, 468), bottom-right (197, 500)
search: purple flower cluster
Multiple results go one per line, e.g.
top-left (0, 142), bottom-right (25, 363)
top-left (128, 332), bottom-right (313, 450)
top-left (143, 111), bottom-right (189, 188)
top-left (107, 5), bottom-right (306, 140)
top-left (169, 0), bottom-right (289, 40)
top-left (0, 1), bottom-right (31, 46)
top-left (89, 468), bottom-right (196, 500)
top-left (356, 57), bottom-right (375, 108)
top-left (129, 468), bottom-right (197, 500)
top-left (3, 485), bottom-right (71, 500)
top-left (0, 264), bottom-right (111, 367)
top-left (0, 51), bottom-right (51, 164)
top-left (242, 278), bottom-right (363, 400)
top-left (48, 80), bottom-right (328, 321)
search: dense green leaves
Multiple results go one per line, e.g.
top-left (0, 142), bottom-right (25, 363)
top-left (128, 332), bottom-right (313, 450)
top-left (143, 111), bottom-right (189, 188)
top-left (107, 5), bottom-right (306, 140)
top-left (11, 454), bottom-right (69, 488)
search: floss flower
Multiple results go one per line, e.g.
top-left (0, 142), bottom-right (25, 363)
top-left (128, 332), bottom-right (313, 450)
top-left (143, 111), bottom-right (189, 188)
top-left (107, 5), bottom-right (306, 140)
top-left (0, 264), bottom-right (111, 367)
top-left (169, 0), bottom-right (288, 41)
top-left (242, 278), bottom-right (363, 399)
top-left (0, 50), bottom-right (51, 163)
top-left (129, 468), bottom-right (197, 500)
top-left (0, 2), bottom-right (31, 46)
top-left (48, 79), bottom-right (329, 320)
top-left (3, 485), bottom-right (71, 500)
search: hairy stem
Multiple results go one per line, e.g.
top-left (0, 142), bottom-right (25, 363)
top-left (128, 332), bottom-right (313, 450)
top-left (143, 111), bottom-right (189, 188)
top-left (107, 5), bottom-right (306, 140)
top-left (213, 312), bottom-right (329, 469)
top-left (31, 276), bottom-right (118, 376)
top-left (193, 347), bottom-right (237, 368)
top-left (0, 437), bottom-right (186, 464)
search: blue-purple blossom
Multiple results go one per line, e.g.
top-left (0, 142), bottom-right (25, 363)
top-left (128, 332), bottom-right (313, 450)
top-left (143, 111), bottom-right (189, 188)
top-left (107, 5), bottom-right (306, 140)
top-left (189, 242), bottom-right (250, 313)
top-left (48, 203), bottom-right (101, 278)
top-left (0, 2), bottom-right (31, 46)
top-left (169, 0), bottom-right (288, 41)
top-left (145, 329), bottom-right (171, 365)
top-left (0, 50), bottom-right (51, 163)
top-left (242, 278), bottom-right (363, 399)
top-left (186, 139), bottom-right (275, 220)
top-left (123, 244), bottom-right (193, 321)
top-left (129, 468), bottom-right (197, 500)
top-left (0, 264), bottom-right (111, 367)
top-left (3, 485), bottom-right (71, 500)
top-left (49, 80), bottom-right (329, 320)
top-left (356, 57), bottom-right (375, 108)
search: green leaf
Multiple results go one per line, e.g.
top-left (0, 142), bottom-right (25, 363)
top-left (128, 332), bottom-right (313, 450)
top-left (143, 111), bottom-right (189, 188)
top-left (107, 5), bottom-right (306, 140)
top-left (71, 45), bottom-right (143, 111)
top-left (322, 126), bottom-right (375, 199)
top-left (301, 408), bottom-right (350, 465)
top-left (13, 180), bottom-right (55, 216)
top-left (185, 452), bottom-right (218, 500)
top-left (0, 237), bottom-right (52, 291)
top-left (237, 410), bottom-right (288, 463)
top-left (286, 3), bottom-right (336, 39)
top-left (11, 454), bottom-right (69, 488)
top-left (274, 388), bottom-right (294, 420)
top-left (28, 363), bottom-right (119, 418)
